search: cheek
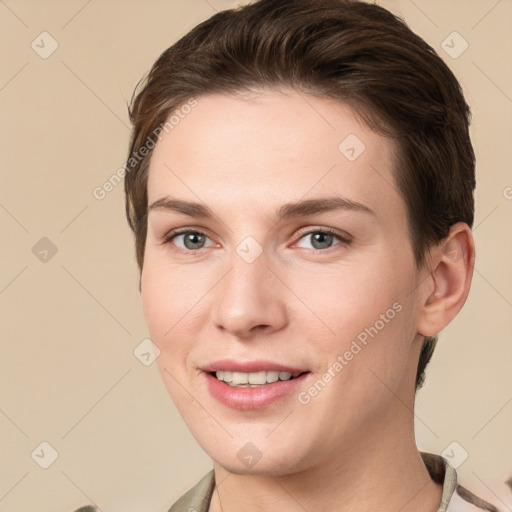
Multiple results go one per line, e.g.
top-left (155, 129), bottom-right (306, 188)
top-left (140, 266), bottom-right (169, 341)
top-left (141, 251), bottom-right (190, 325)
top-left (296, 259), bottom-right (416, 384)
top-left (297, 262), bottom-right (402, 336)
top-left (140, 254), bottom-right (216, 367)
top-left (141, 257), bottom-right (187, 350)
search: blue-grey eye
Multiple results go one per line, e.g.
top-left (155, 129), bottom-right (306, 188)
top-left (296, 231), bottom-right (343, 250)
top-left (177, 232), bottom-right (208, 250)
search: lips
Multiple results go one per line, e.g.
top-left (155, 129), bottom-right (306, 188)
top-left (201, 358), bottom-right (308, 374)
top-left (200, 359), bottom-right (311, 409)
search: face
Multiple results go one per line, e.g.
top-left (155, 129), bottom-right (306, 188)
top-left (141, 89), bottom-right (428, 476)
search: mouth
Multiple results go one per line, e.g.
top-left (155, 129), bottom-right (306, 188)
top-left (201, 360), bottom-right (312, 409)
top-left (209, 370), bottom-right (309, 387)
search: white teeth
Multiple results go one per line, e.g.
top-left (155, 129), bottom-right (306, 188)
top-left (266, 371), bottom-right (280, 383)
top-left (214, 370), bottom-right (302, 386)
top-left (232, 372), bottom-right (248, 385)
top-left (248, 371), bottom-right (267, 385)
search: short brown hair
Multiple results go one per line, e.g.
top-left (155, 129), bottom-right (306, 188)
top-left (124, 0), bottom-right (475, 390)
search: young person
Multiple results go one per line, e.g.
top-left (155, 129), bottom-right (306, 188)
top-left (116, 0), bottom-right (501, 510)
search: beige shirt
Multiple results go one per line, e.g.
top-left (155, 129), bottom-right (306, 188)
top-left (167, 452), bottom-right (502, 512)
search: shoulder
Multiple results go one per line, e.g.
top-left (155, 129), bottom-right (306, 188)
top-left (167, 469), bottom-right (216, 512)
top-left (69, 470), bottom-right (215, 512)
top-left (449, 485), bottom-right (500, 512)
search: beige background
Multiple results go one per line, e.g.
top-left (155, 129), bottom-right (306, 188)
top-left (0, 0), bottom-right (511, 511)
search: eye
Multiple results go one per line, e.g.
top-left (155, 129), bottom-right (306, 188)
top-left (295, 228), bottom-right (352, 251)
top-left (163, 229), bottom-right (214, 251)
top-left (162, 227), bottom-right (352, 253)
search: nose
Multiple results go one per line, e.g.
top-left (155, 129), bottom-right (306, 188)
top-left (211, 245), bottom-right (288, 339)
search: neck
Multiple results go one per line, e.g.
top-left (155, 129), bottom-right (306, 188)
top-left (208, 404), bottom-right (442, 512)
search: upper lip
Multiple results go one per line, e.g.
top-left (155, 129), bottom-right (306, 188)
top-left (201, 359), bottom-right (309, 374)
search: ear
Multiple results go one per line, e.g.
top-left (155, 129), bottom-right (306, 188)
top-left (417, 222), bottom-right (475, 337)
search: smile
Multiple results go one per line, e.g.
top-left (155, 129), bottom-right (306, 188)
top-left (213, 370), bottom-right (304, 387)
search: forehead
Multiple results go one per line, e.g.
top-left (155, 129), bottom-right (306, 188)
top-left (146, 89), bottom-right (402, 221)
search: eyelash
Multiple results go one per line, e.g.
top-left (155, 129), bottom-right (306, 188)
top-left (161, 227), bottom-right (352, 254)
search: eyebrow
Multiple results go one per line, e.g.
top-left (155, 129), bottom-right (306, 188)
top-left (147, 195), bottom-right (375, 220)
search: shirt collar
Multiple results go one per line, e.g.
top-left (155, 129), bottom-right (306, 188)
top-left (421, 451), bottom-right (458, 511)
top-left (168, 451), bottom-right (458, 512)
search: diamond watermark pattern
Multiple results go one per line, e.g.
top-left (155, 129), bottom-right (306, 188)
top-left (441, 441), bottom-right (469, 469)
top-left (134, 338), bottom-right (161, 366)
top-left (31, 441), bottom-right (59, 469)
top-left (237, 442), bottom-right (263, 468)
top-left (31, 32), bottom-right (59, 59)
top-left (441, 31), bottom-right (468, 59)
top-left (338, 134), bottom-right (366, 161)
top-left (32, 237), bottom-right (58, 263)
top-left (236, 236), bottom-right (263, 264)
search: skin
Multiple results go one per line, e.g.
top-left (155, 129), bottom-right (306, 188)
top-left (141, 88), bottom-right (475, 512)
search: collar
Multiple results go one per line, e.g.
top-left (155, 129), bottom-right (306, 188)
top-left (421, 451), bottom-right (458, 511)
top-left (167, 451), bottom-right (458, 512)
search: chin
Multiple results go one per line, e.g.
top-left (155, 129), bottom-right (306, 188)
top-left (214, 457), bottom-right (304, 477)
top-left (206, 438), bottom-right (312, 477)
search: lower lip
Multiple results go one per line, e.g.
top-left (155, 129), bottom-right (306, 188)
top-left (204, 372), bottom-right (310, 410)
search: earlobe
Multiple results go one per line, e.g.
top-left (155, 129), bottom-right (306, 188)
top-left (417, 223), bottom-right (475, 337)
